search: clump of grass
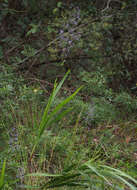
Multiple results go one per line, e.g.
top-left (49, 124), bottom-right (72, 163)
top-left (26, 159), bottom-right (137, 190)
top-left (30, 70), bottom-right (83, 159)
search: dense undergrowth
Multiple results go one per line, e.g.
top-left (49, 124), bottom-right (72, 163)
top-left (0, 0), bottom-right (137, 189)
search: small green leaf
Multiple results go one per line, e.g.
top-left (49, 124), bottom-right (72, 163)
top-left (53, 8), bottom-right (58, 14)
top-left (57, 2), bottom-right (62, 8)
top-left (26, 24), bottom-right (38, 36)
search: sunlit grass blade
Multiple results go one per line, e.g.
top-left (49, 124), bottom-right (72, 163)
top-left (27, 173), bottom-right (62, 177)
top-left (79, 161), bottom-right (137, 190)
top-left (100, 165), bottom-right (137, 185)
top-left (46, 86), bottom-right (83, 125)
top-left (0, 160), bottom-right (6, 189)
top-left (38, 84), bottom-right (82, 138)
top-left (38, 70), bottom-right (71, 137)
top-left (38, 83), bottom-right (57, 134)
top-left (39, 86), bottom-right (83, 135)
top-left (99, 165), bottom-right (137, 190)
top-left (19, 185), bottom-right (41, 189)
top-left (52, 70), bottom-right (70, 101)
top-left (108, 172), bottom-right (136, 190)
top-left (83, 162), bottom-right (112, 186)
top-left (30, 71), bottom-right (82, 158)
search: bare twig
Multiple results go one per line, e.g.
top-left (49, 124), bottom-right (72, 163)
top-left (102, 0), bottom-right (123, 12)
top-left (102, 0), bottom-right (112, 12)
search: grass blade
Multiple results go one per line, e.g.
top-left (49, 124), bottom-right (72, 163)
top-left (84, 162), bottom-right (112, 186)
top-left (46, 86), bottom-right (83, 126)
top-left (27, 173), bottom-right (62, 177)
top-left (0, 160), bottom-right (6, 189)
top-left (108, 172), bottom-right (136, 190)
top-left (52, 70), bottom-right (70, 101)
top-left (39, 85), bottom-right (82, 137)
top-left (100, 165), bottom-right (137, 185)
top-left (31, 72), bottom-right (82, 159)
top-left (39, 70), bottom-right (71, 137)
